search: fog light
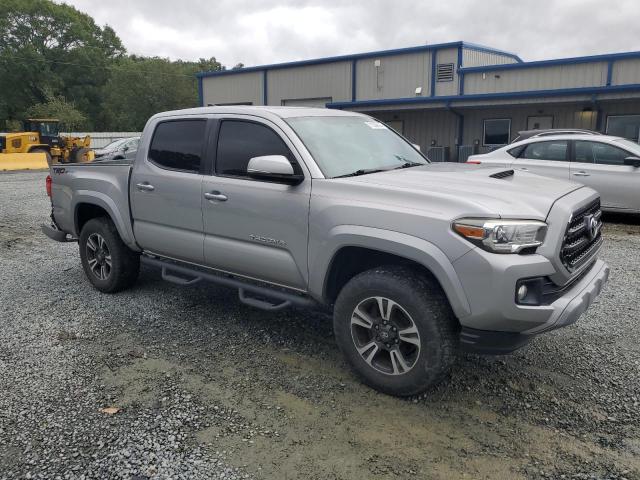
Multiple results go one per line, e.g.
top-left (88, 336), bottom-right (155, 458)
top-left (517, 284), bottom-right (528, 302)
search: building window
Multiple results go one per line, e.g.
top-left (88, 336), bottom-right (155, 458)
top-left (483, 119), bottom-right (511, 146)
top-left (436, 63), bottom-right (454, 82)
top-left (606, 115), bottom-right (640, 141)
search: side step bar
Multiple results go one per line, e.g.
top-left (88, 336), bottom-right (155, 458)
top-left (141, 255), bottom-right (318, 311)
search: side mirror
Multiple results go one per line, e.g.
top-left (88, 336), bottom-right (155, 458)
top-left (247, 155), bottom-right (304, 185)
top-left (624, 156), bottom-right (640, 168)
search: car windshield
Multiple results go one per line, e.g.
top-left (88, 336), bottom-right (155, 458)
top-left (612, 138), bottom-right (640, 155)
top-left (285, 116), bottom-right (428, 178)
top-left (101, 138), bottom-right (129, 150)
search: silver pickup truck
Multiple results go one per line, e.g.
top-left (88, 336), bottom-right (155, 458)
top-left (44, 106), bottom-right (609, 396)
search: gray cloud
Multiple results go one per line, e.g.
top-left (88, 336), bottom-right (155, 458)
top-left (58, 0), bottom-right (640, 67)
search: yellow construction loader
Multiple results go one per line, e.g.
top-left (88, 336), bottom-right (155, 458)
top-left (0, 119), bottom-right (94, 170)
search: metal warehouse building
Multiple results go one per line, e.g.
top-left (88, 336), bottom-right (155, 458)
top-left (197, 41), bottom-right (640, 162)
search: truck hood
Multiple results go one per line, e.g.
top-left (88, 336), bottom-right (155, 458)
top-left (343, 163), bottom-right (583, 219)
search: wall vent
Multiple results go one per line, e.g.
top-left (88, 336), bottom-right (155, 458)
top-left (436, 63), bottom-right (454, 82)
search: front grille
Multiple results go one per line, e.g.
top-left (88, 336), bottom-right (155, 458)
top-left (560, 199), bottom-right (603, 272)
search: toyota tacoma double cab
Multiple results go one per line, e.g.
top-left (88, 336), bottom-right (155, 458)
top-left (43, 106), bottom-right (609, 396)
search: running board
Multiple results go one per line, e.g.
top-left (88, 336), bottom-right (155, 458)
top-left (141, 255), bottom-right (317, 311)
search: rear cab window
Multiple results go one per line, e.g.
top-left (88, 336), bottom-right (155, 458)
top-left (148, 120), bottom-right (206, 173)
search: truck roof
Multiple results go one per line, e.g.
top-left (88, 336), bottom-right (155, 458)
top-left (151, 105), bottom-right (363, 120)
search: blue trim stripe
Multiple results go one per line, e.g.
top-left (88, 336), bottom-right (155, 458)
top-left (196, 41), bottom-right (519, 78)
top-left (459, 50), bottom-right (640, 74)
top-left (351, 59), bottom-right (357, 101)
top-left (325, 83), bottom-right (640, 109)
top-left (430, 49), bottom-right (437, 97)
top-left (197, 76), bottom-right (203, 106)
top-left (262, 70), bottom-right (268, 105)
top-left (606, 60), bottom-right (614, 86)
top-left (457, 45), bottom-right (464, 96)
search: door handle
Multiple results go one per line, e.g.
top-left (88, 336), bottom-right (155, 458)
top-left (136, 182), bottom-right (155, 191)
top-left (573, 171), bottom-right (590, 177)
top-left (204, 191), bottom-right (228, 202)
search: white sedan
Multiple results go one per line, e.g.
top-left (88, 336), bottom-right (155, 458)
top-left (467, 134), bottom-right (640, 214)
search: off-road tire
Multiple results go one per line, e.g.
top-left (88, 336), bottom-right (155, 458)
top-left (79, 217), bottom-right (139, 293)
top-left (333, 265), bottom-right (459, 396)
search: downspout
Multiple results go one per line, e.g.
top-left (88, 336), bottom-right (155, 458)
top-left (446, 101), bottom-right (464, 162)
top-left (197, 76), bottom-right (204, 107)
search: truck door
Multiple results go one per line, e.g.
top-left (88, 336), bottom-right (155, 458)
top-left (201, 117), bottom-right (311, 290)
top-left (130, 119), bottom-right (208, 263)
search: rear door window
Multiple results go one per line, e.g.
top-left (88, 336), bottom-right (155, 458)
top-left (519, 141), bottom-right (568, 161)
top-left (148, 120), bottom-right (206, 173)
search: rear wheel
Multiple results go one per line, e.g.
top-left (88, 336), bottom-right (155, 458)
top-left (30, 148), bottom-right (52, 166)
top-left (333, 266), bottom-right (459, 396)
top-left (79, 217), bottom-right (139, 293)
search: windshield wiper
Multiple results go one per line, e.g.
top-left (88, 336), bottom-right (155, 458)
top-left (390, 161), bottom-right (424, 170)
top-left (333, 168), bottom-right (387, 178)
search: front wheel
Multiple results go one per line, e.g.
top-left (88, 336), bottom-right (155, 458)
top-left (79, 217), bottom-right (140, 293)
top-left (333, 266), bottom-right (459, 396)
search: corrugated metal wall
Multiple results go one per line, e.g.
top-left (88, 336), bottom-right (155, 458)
top-left (267, 62), bottom-right (352, 105)
top-left (462, 49), bottom-right (518, 68)
top-left (611, 58), bottom-right (640, 85)
top-left (202, 71), bottom-right (263, 106)
top-left (355, 52), bottom-right (431, 100)
top-left (461, 105), bottom-right (598, 145)
top-left (434, 48), bottom-right (459, 97)
top-left (369, 109), bottom-right (458, 153)
top-left (463, 62), bottom-right (608, 94)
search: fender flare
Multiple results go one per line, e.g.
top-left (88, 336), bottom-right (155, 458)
top-left (72, 191), bottom-right (140, 251)
top-left (311, 225), bottom-right (471, 319)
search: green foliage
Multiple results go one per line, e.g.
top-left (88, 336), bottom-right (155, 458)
top-left (0, 0), bottom-right (229, 131)
top-left (25, 93), bottom-right (87, 130)
top-left (100, 56), bottom-right (223, 131)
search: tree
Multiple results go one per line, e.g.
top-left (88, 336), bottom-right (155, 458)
top-left (0, 0), bottom-right (124, 126)
top-left (25, 93), bottom-right (86, 130)
top-left (100, 56), bottom-right (224, 131)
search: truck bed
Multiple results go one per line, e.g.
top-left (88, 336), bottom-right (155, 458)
top-left (50, 161), bottom-right (138, 249)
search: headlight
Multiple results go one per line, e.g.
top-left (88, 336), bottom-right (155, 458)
top-left (452, 218), bottom-right (547, 254)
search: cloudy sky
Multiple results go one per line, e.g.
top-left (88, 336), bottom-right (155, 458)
top-left (59, 0), bottom-right (639, 68)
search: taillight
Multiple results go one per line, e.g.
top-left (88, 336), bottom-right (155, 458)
top-left (46, 175), bottom-right (52, 197)
top-left (466, 160), bottom-right (482, 164)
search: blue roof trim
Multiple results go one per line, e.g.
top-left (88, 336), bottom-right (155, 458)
top-left (325, 83), bottom-right (640, 109)
top-left (459, 50), bottom-right (640, 73)
top-left (196, 41), bottom-right (521, 78)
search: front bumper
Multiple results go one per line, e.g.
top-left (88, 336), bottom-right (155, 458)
top-left (453, 243), bottom-right (609, 335)
top-left (456, 258), bottom-right (608, 353)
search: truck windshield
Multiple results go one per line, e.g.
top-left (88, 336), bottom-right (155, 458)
top-left (285, 116), bottom-right (428, 178)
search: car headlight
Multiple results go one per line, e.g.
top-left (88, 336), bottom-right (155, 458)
top-left (452, 218), bottom-right (547, 254)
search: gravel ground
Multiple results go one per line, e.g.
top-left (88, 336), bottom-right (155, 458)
top-left (1, 170), bottom-right (639, 480)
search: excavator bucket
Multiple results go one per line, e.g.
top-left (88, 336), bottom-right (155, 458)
top-left (0, 152), bottom-right (49, 171)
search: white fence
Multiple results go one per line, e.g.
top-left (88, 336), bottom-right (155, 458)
top-left (61, 132), bottom-right (141, 149)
